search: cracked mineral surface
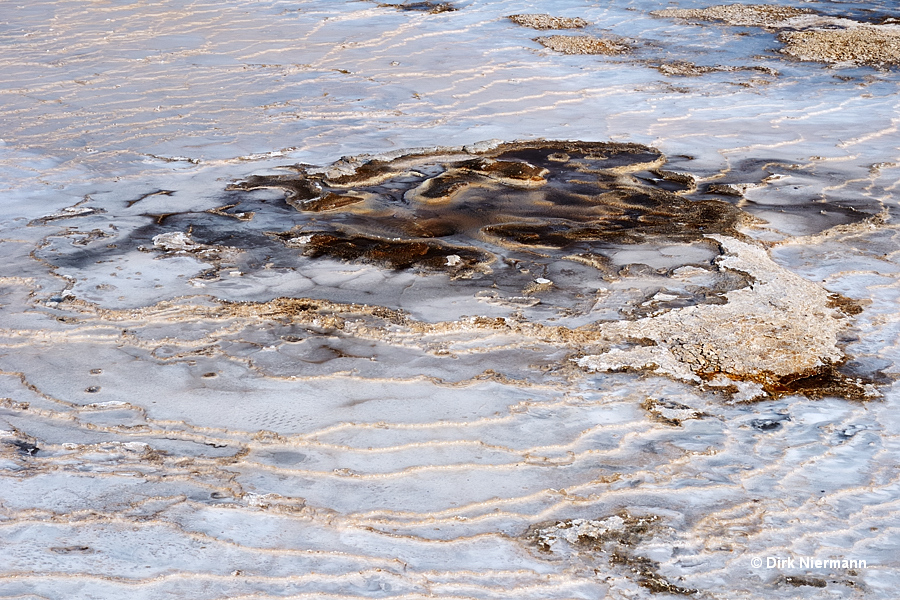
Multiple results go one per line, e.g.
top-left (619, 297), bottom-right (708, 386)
top-left (535, 34), bottom-right (631, 55)
top-left (508, 14), bottom-right (590, 30)
top-left (651, 4), bottom-right (813, 28)
top-left (654, 3), bottom-right (900, 66)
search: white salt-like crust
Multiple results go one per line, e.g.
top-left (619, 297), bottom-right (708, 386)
top-left (508, 14), bottom-right (590, 30)
top-left (652, 4), bottom-right (813, 27)
top-left (535, 35), bottom-right (630, 55)
top-left (655, 4), bottom-right (900, 66)
top-left (577, 235), bottom-right (852, 391)
top-left (779, 24), bottom-right (900, 66)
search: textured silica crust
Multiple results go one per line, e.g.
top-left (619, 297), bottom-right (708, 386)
top-left (534, 35), bottom-right (631, 55)
top-left (576, 235), bottom-right (875, 400)
top-left (779, 26), bottom-right (900, 67)
top-left (653, 3), bottom-right (900, 66)
top-left (651, 4), bottom-right (812, 28)
top-left (508, 14), bottom-right (590, 30)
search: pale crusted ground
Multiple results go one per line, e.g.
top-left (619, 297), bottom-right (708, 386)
top-left (779, 25), bottom-right (900, 66)
top-left (534, 34), bottom-right (630, 55)
top-left (508, 14), bottom-right (589, 30)
top-left (653, 3), bottom-right (900, 67)
top-left (577, 235), bottom-right (869, 399)
top-left (651, 4), bottom-right (812, 27)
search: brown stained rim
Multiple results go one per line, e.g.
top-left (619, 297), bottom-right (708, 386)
top-left (763, 361), bottom-right (878, 402)
top-left (689, 358), bottom-right (881, 403)
top-left (274, 230), bottom-right (490, 272)
top-left (231, 140), bottom-right (742, 274)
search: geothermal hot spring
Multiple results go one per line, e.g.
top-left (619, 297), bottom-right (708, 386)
top-left (1, 1), bottom-right (899, 599)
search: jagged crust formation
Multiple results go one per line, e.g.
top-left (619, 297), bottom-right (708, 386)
top-left (534, 35), bottom-right (630, 55)
top-left (508, 14), bottom-right (590, 30)
top-left (653, 3), bottom-right (900, 66)
top-left (576, 235), bottom-right (875, 400)
top-left (778, 26), bottom-right (900, 67)
top-left (651, 4), bottom-right (812, 28)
